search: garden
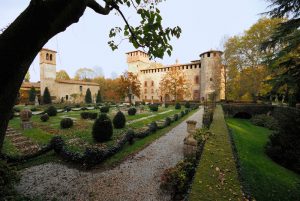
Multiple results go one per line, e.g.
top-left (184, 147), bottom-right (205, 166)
top-left (2, 102), bottom-right (199, 169)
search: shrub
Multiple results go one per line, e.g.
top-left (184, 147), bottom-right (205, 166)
top-left (149, 121), bottom-right (158, 132)
top-left (85, 88), bottom-right (92, 104)
top-left (96, 90), bottom-right (102, 103)
top-left (173, 114), bottom-right (179, 121)
top-left (40, 114), bottom-right (49, 122)
top-left (89, 113), bottom-right (98, 120)
top-left (128, 108), bottom-right (137, 116)
top-left (45, 106), bottom-right (57, 116)
top-left (28, 86), bottom-right (36, 102)
top-left (175, 103), bottom-right (181, 109)
top-left (75, 104), bottom-right (81, 108)
top-left (0, 160), bottom-right (20, 200)
top-left (100, 106), bottom-right (109, 113)
top-left (80, 112), bottom-right (89, 119)
top-left (165, 117), bottom-right (172, 126)
top-left (251, 114), bottom-right (279, 130)
top-left (92, 114), bottom-right (113, 142)
top-left (149, 104), bottom-right (159, 112)
top-left (60, 118), bottom-right (73, 129)
top-left (202, 109), bottom-right (213, 128)
top-left (43, 87), bottom-right (51, 104)
top-left (30, 107), bottom-right (38, 112)
top-left (184, 102), bottom-right (190, 108)
top-left (64, 106), bottom-right (71, 112)
top-left (181, 111), bottom-right (185, 117)
top-left (113, 111), bottom-right (126, 129)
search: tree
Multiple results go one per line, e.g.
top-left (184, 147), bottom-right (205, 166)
top-left (74, 68), bottom-right (97, 81)
top-left (223, 18), bottom-right (284, 101)
top-left (0, 0), bottom-right (181, 152)
top-left (43, 87), bottom-right (51, 104)
top-left (56, 70), bottom-right (70, 80)
top-left (159, 67), bottom-right (190, 102)
top-left (85, 88), bottom-right (92, 104)
top-left (28, 86), bottom-right (36, 102)
top-left (262, 0), bottom-right (300, 105)
top-left (96, 89), bottom-right (102, 103)
top-left (117, 71), bottom-right (141, 104)
top-left (24, 71), bottom-right (30, 82)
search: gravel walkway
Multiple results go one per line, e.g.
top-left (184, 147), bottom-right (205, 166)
top-left (16, 107), bottom-right (204, 201)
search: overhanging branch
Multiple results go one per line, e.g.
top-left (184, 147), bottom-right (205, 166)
top-left (86, 0), bottom-right (112, 15)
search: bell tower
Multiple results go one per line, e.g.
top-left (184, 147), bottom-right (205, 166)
top-left (40, 48), bottom-right (57, 97)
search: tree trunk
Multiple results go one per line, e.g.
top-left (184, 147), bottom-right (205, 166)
top-left (0, 0), bottom-right (87, 152)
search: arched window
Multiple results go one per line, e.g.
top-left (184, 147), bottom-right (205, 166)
top-left (50, 54), bottom-right (52, 61)
top-left (151, 81), bottom-right (154, 87)
top-left (46, 53), bottom-right (49, 60)
top-left (144, 81), bottom-right (147, 87)
top-left (195, 76), bottom-right (199, 84)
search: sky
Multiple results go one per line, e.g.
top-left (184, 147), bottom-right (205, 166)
top-left (0, 0), bottom-right (269, 81)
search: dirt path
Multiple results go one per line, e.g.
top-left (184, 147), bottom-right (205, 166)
top-left (16, 107), bottom-right (204, 201)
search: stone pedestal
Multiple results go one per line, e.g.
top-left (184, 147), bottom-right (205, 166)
top-left (21, 121), bottom-right (33, 129)
top-left (183, 120), bottom-right (198, 157)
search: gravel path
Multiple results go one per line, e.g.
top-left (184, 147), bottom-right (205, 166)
top-left (16, 107), bottom-right (204, 201)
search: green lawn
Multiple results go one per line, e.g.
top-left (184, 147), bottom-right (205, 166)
top-left (189, 106), bottom-right (244, 201)
top-left (226, 118), bottom-right (300, 201)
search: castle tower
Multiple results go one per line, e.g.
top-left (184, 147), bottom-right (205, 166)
top-left (200, 50), bottom-right (224, 101)
top-left (126, 50), bottom-right (151, 74)
top-left (40, 48), bottom-right (57, 97)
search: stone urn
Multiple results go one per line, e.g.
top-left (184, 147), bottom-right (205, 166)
top-left (183, 120), bottom-right (198, 157)
top-left (20, 109), bottom-right (33, 129)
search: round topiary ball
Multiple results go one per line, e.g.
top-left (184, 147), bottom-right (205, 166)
top-left (173, 114), bottom-right (179, 121)
top-left (80, 112), bottom-right (90, 119)
top-left (92, 114), bottom-right (113, 142)
top-left (128, 108), bottom-right (137, 116)
top-left (40, 114), bottom-right (49, 122)
top-left (184, 102), bottom-right (190, 108)
top-left (175, 103), bottom-right (181, 110)
top-left (46, 106), bottom-right (57, 116)
top-left (60, 118), bottom-right (73, 129)
top-left (113, 111), bottom-right (126, 129)
top-left (100, 106), bottom-right (109, 113)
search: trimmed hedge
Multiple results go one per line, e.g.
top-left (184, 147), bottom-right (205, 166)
top-left (128, 108), bottom-right (137, 116)
top-left (45, 106), bottom-right (57, 116)
top-left (250, 114), bottom-right (278, 130)
top-left (113, 111), bottom-right (126, 129)
top-left (92, 114), bottom-right (113, 142)
top-left (60, 118), bottom-right (73, 129)
top-left (175, 103), bottom-right (181, 110)
top-left (100, 106), bottom-right (109, 113)
top-left (149, 104), bottom-right (159, 112)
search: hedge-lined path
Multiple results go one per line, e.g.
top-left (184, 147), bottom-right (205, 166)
top-left (5, 127), bottom-right (39, 154)
top-left (16, 107), bottom-right (204, 201)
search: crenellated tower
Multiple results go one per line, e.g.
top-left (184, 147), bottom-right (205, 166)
top-left (126, 50), bottom-right (151, 74)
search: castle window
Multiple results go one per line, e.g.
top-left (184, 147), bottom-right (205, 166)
top-left (186, 66), bottom-right (188, 69)
top-left (80, 86), bottom-right (83, 92)
top-left (50, 54), bottom-right (53, 61)
top-left (190, 66), bottom-right (192, 69)
top-left (208, 53), bottom-right (211, 57)
top-left (194, 65), bottom-right (197, 69)
top-left (144, 89), bottom-right (147, 94)
top-left (66, 95), bottom-right (69, 100)
top-left (210, 78), bottom-right (213, 81)
top-left (214, 53), bottom-right (217, 57)
top-left (145, 96), bottom-right (147, 100)
top-left (182, 66), bottom-right (184, 70)
top-left (195, 76), bottom-right (199, 84)
top-left (151, 81), bottom-right (154, 87)
top-left (144, 81), bottom-right (147, 87)
top-left (46, 53), bottom-right (49, 60)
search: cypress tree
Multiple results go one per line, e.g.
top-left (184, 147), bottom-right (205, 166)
top-left (85, 88), bottom-right (92, 104)
top-left (96, 90), bottom-right (102, 103)
top-left (28, 86), bottom-right (36, 102)
top-left (43, 87), bottom-right (51, 104)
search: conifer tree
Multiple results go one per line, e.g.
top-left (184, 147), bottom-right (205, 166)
top-left (28, 86), bottom-right (36, 102)
top-left (85, 88), bottom-right (92, 104)
top-left (96, 90), bottom-right (102, 103)
top-left (43, 87), bottom-right (51, 104)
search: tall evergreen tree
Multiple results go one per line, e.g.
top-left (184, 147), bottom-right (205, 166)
top-left (43, 87), bottom-right (51, 104)
top-left (28, 86), bottom-right (36, 102)
top-left (85, 88), bottom-right (92, 104)
top-left (96, 89), bottom-right (102, 103)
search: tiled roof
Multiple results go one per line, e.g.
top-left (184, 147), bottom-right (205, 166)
top-left (55, 79), bottom-right (99, 86)
top-left (21, 82), bottom-right (40, 88)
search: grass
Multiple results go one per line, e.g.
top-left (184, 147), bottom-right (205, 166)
top-left (226, 118), bottom-right (300, 201)
top-left (5, 106), bottom-right (197, 169)
top-left (189, 105), bottom-right (244, 201)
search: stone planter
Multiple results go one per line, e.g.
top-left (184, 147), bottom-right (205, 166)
top-left (183, 120), bottom-right (198, 157)
top-left (20, 109), bottom-right (33, 130)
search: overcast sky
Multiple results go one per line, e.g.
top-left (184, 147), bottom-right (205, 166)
top-left (1, 0), bottom-right (269, 81)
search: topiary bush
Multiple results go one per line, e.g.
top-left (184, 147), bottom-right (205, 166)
top-left (165, 117), bottom-right (172, 126)
top-left (92, 114), bottom-right (113, 142)
top-left (184, 102), bottom-right (190, 108)
top-left (89, 113), bottom-right (98, 120)
top-left (173, 114), bottom-right (179, 121)
top-left (45, 106), bottom-right (57, 116)
top-left (149, 121), bottom-right (158, 132)
top-left (128, 107), bottom-right (137, 116)
top-left (149, 104), bottom-right (159, 112)
top-left (60, 118), bottom-right (73, 129)
top-left (40, 114), bottom-right (49, 122)
top-left (81, 112), bottom-right (90, 119)
top-left (64, 106), bottom-right (71, 112)
top-left (100, 106), bottom-right (109, 113)
top-left (113, 111), bottom-right (126, 129)
top-left (0, 160), bottom-right (20, 200)
top-left (175, 103), bottom-right (181, 110)
top-left (30, 107), bottom-right (38, 112)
